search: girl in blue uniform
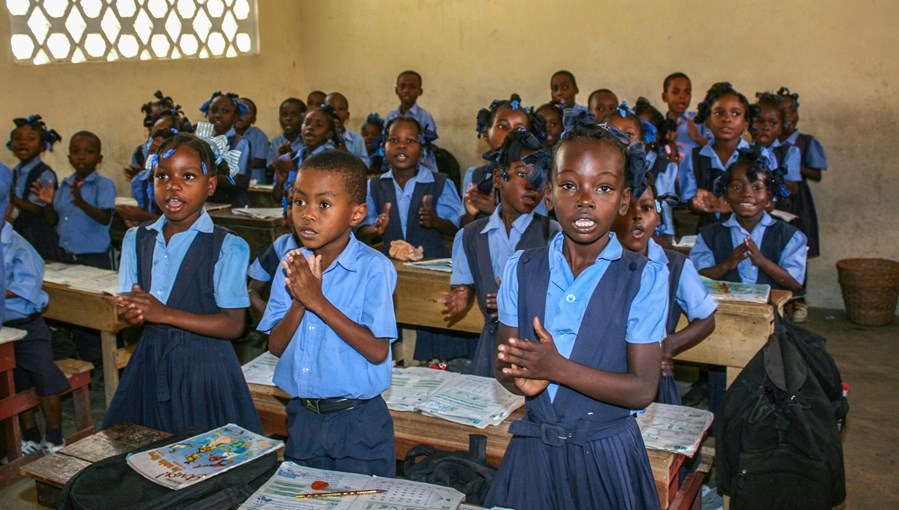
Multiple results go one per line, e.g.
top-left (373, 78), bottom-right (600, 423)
top-left (199, 91), bottom-right (252, 207)
top-left (103, 131), bottom-right (261, 434)
top-left (445, 129), bottom-right (560, 377)
top-left (7, 115), bottom-right (62, 261)
top-left (486, 119), bottom-right (668, 510)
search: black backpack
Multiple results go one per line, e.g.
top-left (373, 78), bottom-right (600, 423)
top-left (432, 146), bottom-right (462, 195)
top-left (716, 312), bottom-right (847, 509)
top-left (58, 429), bottom-right (278, 510)
top-left (403, 434), bottom-right (496, 505)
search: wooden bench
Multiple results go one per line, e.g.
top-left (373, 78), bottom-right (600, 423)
top-left (0, 351), bottom-right (95, 489)
top-left (19, 423), bottom-right (171, 508)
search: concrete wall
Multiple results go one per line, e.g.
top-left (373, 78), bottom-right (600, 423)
top-left (3, 0), bottom-right (897, 311)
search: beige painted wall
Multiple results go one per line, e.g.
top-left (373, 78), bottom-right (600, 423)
top-left (297, 0), bottom-right (899, 311)
top-left (2, 0), bottom-right (897, 311)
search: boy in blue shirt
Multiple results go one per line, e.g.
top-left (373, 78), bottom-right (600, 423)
top-left (325, 92), bottom-right (371, 167)
top-left (387, 70), bottom-right (437, 135)
top-left (258, 150), bottom-right (398, 476)
top-left (235, 98), bottom-right (271, 184)
top-left (2, 222), bottom-right (69, 455)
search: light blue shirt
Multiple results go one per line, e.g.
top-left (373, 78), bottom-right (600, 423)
top-left (2, 222), bottom-right (48, 321)
top-left (54, 171), bottom-right (116, 254)
top-left (756, 141), bottom-right (801, 182)
top-left (364, 165), bottom-right (463, 235)
top-left (117, 209), bottom-right (250, 309)
top-left (671, 111), bottom-right (712, 161)
top-left (285, 142), bottom-right (336, 196)
top-left (646, 239), bottom-right (717, 323)
top-left (13, 157), bottom-right (55, 205)
top-left (689, 212), bottom-right (808, 285)
top-left (131, 142), bottom-right (149, 168)
top-left (451, 206), bottom-right (559, 286)
top-left (459, 165), bottom-right (548, 217)
top-left (782, 131), bottom-right (828, 169)
top-left (258, 234), bottom-right (398, 399)
top-left (498, 232), bottom-right (669, 401)
top-left (267, 134), bottom-right (304, 168)
top-left (247, 233), bottom-right (299, 282)
top-left (386, 103), bottom-right (438, 137)
top-left (242, 126), bottom-right (270, 184)
top-left (342, 130), bottom-right (371, 167)
top-left (678, 138), bottom-right (751, 201)
top-left (647, 151), bottom-right (678, 236)
top-left (0, 163), bottom-right (11, 223)
top-left (131, 168), bottom-right (153, 210)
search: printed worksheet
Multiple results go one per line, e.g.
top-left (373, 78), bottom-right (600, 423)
top-left (242, 351), bottom-right (280, 386)
top-left (381, 367), bottom-right (456, 411)
top-left (636, 402), bottom-right (714, 457)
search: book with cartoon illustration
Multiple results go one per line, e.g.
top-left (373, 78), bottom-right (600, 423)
top-left (126, 424), bottom-right (283, 490)
top-left (700, 276), bottom-right (770, 304)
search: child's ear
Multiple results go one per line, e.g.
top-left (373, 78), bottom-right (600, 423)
top-left (618, 187), bottom-right (632, 216)
top-left (543, 185), bottom-right (554, 212)
top-left (348, 202), bottom-right (367, 228)
top-left (97, 154), bottom-right (104, 166)
top-left (492, 169), bottom-right (503, 191)
top-left (206, 173), bottom-right (218, 197)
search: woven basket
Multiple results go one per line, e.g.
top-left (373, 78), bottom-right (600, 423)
top-left (836, 258), bottom-right (899, 326)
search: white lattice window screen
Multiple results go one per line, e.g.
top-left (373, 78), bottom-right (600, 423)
top-left (6, 0), bottom-right (258, 65)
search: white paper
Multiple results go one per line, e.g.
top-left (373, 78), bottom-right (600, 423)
top-left (414, 374), bottom-right (524, 429)
top-left (381, 367), bottom-right (457, 411)
top-left (0, 327), bottom-right (27, 345)
top-left (673, 235), bottom-right (697, 249)
top-left (43, 263), bottom-right (118, 289)
top-left (242, 351), bottom-right (280, 386)
top-left (770, 209), bottom-right (799, 223)
top-left (636, 402), bottom-right (713, 457)
top-left (115, 196), bottom-right (139, 206)
top-left (73, 273), bottom-right (120, 294)
top-left (403, 258), bottom-right (453, 273)
top-left (239, 462), bottom-right (464, 510)
top-left (232, 207), bottom-right (285, 219)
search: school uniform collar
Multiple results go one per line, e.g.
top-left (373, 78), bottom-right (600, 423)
top-left (300, 141), bottom-right (334, 159)
top-left (224, 127), bottom-right (238, 138)
top-left (62, 170), bottom-right (99, 186)
top-left (13, 156), bottom-right (41, 174)
top-left (481, 204), bottom-right (534, 236)
top-left (379, 164), bottom-right (433, 183)
top-left (646, 237), bottom-right (668, 265)
top-left (698, 138), bottom-right (750, 168)
top-left (300, 232), bottom-right (361, 273)
top-left (0, 221), bottom-right (12, 246)
top-left (147, 207), bottom-right (215, 234)
top-left (723, 211), bottom-right (775, 234)
top-left (782, 130), bottom-right (799, 145)
top-left (547, 231), bottom-right (623, 286)
top-left (396, 103), bottom-right (423, 118)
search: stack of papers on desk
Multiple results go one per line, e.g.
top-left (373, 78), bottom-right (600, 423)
top-left (701, 276), bottom-right (770, 304)
top-left (636, 403), bottom-right (713, 458)
top-left (232, 207), bottom-right (284, 219)
top-left (404, 258), bottom-right (452, 273)
top-left (672, 235), bottom-right (697, 250)
top-left (240, 462), bottom-right (464, 510)
top-left (383, 367), bottom-right (524, 429)
top-left (44, 263), bottom-right (119, 294)
top-left (241, 351), bottom-right (279, 386)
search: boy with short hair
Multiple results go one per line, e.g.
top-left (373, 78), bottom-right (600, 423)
top-left (662, 72), bottom-right (711, 161)
top-left (325, 92), bottom-right (371, 167)
top-left (386, 70), bottom-right (438, 136)
top-left (258, 150), bottom-right (398, 476)
top-left (2, 222), bottom-right (69, 455)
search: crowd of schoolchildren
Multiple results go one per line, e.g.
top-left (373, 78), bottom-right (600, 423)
top-left (1, 69), bottom-right (827, 509)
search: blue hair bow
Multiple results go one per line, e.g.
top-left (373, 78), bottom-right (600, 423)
top-left (641, 120), bottom-right (657, 144)
top-left (617, 101), bottom-right (635, 118)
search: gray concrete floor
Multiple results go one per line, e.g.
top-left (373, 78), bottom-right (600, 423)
top-left (2, 307), bottom-right (897, 508)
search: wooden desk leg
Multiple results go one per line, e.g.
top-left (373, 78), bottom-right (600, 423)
top-left (101, 331), bottom-right (119, 406)
top-left (399, 328), bottom-right (419, 367)
top-left (725, 367), bottom-right (740, 389)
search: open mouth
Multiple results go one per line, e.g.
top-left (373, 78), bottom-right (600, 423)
top-left (630, 225), bottom-right (646, 239)
top-left (299, 226), bottom-right (318, 239)
top-left (572, 217), bottom-right (597, 233)
top-left (165, 197), bottom-right (185, 212)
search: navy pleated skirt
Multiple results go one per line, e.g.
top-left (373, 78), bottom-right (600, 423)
top-left (412, 327), bottom-right (477, 362)
top-left (485, 418), bottom-right (661, 510)
top-left (102, 326), bottom-right (262, 435)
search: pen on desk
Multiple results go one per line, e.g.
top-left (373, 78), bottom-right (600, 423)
top-left (722, 282), bottom-right (731, 293)
top-left (296, 489), bottom-right (386, 499)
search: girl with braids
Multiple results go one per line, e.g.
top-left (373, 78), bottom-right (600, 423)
top-left (103, 129), bottom-right (261, 434)
top-left (126, 90), bottom-right (176, 178)
top-left (486, 117), bottom-right (668, 510)
top-left (604, 103), bottom-right (680, 244)
top-left (679, 82), bottom-right (756, 231)
top-left (272, 105), bottom-right (343, 212)
top-left (199, 91), bottom-right (252, 207)
top-left (535, 102), bottom-right (564, 148)
top-left (461, 95), bottom-right (546, 226)
top-left (445, 129), bottom-right (560, 377)
top-left (750, 92), bottom-right (801, 198)
top-left (7, 115), bottom-right (62, 260)
top-left (360, 113), bottom-right (386, 173)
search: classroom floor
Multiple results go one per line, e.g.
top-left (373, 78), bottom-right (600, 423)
top-left (2, 307), bottom-right (897, 509)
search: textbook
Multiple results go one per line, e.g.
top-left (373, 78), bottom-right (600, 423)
top-left (126, 424), bottom-right (283, 490)
top-left (404, 258), bottom-right (453, 273)
top-left (239, 462), bottom-right (464, 509)
top-left (700, 276), bottom-right (770, 304)
top-left (636, 403), bottom-right (714, 458)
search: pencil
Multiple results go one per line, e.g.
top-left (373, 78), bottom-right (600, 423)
top-left (296, 489), bottom-right (386, 499)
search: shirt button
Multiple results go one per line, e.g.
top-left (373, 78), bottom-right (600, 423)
top-left (309, 325), bottom-right (315, 330)
top-left (566, 294), bottom-right (576, 303)
top-left (302, 367), bottom-right (310, 373)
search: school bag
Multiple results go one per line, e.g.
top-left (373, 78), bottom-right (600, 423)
top-left (57, 429), bottom-right (278, 510)
top-left (433, 146), bottom-right (462, 194)
top-left (716, 312), bottom-right (847, 509)
top-left (403, 434), bottom-right (496, 505)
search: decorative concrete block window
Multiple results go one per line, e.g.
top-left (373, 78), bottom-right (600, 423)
top-left (6, 0), bottom-right (258, 65)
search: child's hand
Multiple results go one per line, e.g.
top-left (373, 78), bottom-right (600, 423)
top-left (498, 317), bottom-right (557, 396)
top-left (114, 284), bottom-right (166, 325)
top-left (684, 117), bottom-right (701, 143)
top-left (272, 153), bottom-right (294, 182)
top-left (30, 180), bottom-right (55, 205)
top-left (710, 195), bottom-right (731, 214)
top-left (744, 236), bottom-right (767, 266)
top-left (124, 165), bottom-right (143, 180)
top-left (283, 250), bottom-right (325, 311)
top-left (277, 140), bottom-right (292, 155)
top-left (690, 189), bottom-right (716, 213)
top-left (464, 185), bottom-right (496, 216)
top-left (419, 195), bottom-right (438, 228)
top-left (442, 285), bottom-right (471, 320)
top-left (371, 202), bottom-right (392, 236)
top-left (70, 180), bottom-right (85, 205)
top-left (484, 292), bottom-right (498, 320)
top-left (725, 243), bottom-right (750, 270)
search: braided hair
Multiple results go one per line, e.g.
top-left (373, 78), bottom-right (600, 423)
top-left (7, 115), bottom-right (62, 152)
top-left (475, 94), bottom-right (546, 141)
top-left (695, 82), bottom-right (759, 129)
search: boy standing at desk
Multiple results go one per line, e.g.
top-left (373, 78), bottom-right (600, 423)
top-left (258, 151), bottom-right (398, 477)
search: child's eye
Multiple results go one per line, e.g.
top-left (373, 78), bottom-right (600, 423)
top-left (752, 184), bottom-right (765, 192)
top-left (496, 122), bottom-right (509, 131)
top-left (387, 137), bottom-right (399, 144)
top-left (516, 171), bottom-right (529, 179)
top-left (320, 201), bottom-right (331, 209)
top-left (641, 205), bottom-right (654, 212)
top-left (155, 173), bottom-right (168, 180)
top-left (293, 199), bottom-right (305, 206)
top-left (597, 185), bottom-right (613, 193)
top-left (406, 138), bottom-right (419, 145)
top-left (183, 173), bottom-right (196, 181)
top-left (729, 184), bottom-right (743, 192)
top-left (560, 182), bottom-right (576, 191)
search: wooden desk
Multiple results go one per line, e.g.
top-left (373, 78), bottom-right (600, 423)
top-left (42, 281), bottom-right (131, 406)
top-left (19, 423), bottom-right (170, 508)
top-left (208, 207), bottom-right (289, 257)
top-left (248, 184), bottom-right (277, 207)
top-left (248, 383), bottom-right (688, 508)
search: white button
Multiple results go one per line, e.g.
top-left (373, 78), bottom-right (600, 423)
top-left (566, 294), bottom-right (576, 303)
top-left (302, 367), bottom-right (310, 373)
top-left (309, 325), bottom-right (315, 330)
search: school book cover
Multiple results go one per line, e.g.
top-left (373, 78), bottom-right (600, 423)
top-left (700, 276), bottom-right (771, 304)
top-left (126, 424), bottom-right (283, 490)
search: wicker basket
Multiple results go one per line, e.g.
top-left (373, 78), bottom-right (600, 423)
top-left (836, 258), bottom-right (899, 326)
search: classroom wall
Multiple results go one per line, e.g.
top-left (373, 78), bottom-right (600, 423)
top-left (2, 0), bottom-right (897, 312)
top-left (296, 0), bottom-right (899, 312)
